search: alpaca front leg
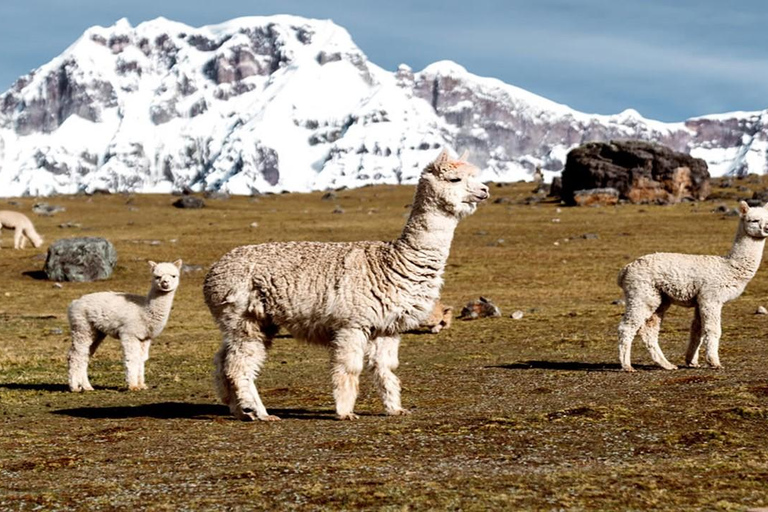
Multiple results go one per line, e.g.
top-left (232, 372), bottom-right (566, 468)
top-left (685, 306), bottom-right (703, 367)
top-left (13, 228), bottom-right (23, 249)
top-left (332, 329), bottom-right (367, 420)
top-left (137, 340), bottom-right (151, 390)
top-left (699, 303), bottom-right (723, 369)
top-left (368, 336), bottom-right (410, 416)
top-left (216, 335), bottom-right (277, 421)
top-left (121, 335), bottom-right (145, 390)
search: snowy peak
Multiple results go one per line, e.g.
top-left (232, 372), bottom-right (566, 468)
top-left (0, 15), bottom-right (766, 197)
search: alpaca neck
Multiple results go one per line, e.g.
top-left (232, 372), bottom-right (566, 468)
top-left (145, 286), bottom-right (176, 329)
top-left (726, 225), bottom-right (766, 276)
top-left (396, 204), bottom-right (459, 262)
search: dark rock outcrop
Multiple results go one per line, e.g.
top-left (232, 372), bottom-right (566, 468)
top-left (44, 237), bottom-right (117, 282)
top-left (172, 196), bottom-right (205, 209)
top-left (560, 140), bottom-right (710, 205)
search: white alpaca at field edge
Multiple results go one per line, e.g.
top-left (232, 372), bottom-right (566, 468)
top-left (0, 210), bottom-right (43, 249)
top-left (617, 201), bottom-right (768, 372)
top-left (203, 149), bottom-right (489, 421)
top-left (67, 260), bottom-right (182, 391)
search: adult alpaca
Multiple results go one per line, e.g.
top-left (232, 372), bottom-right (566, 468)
top-left (618, 201), bottom-right (768, 372)
top-left (204, 149), bottom-right (489, 421)
top-left (0, 211), bottom-right (43, 249)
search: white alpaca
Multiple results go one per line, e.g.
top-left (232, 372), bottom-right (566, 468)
top-left (204, 150), bottom-right (489, 421)
top-left (618, 201), bottom-right (768, 372)
top-left (67, 260), bottom-right (182, 391)
top-left (0, 210), bottom-right (43, 249)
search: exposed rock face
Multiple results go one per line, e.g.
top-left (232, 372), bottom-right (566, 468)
top-left (44, 237), bottom-right (117, 282)
top-left (560, 140), bottom-right (710, 205)
top-left (172, 196), bottom-right (205, 209)
top-left (573, 188), bottom-right (620, 207)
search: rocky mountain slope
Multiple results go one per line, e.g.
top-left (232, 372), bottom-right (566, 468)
top-left (0, 15), bottom-right (766, 196)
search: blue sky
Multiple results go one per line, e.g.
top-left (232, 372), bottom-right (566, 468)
top-left (1, 0), bottom-right (766, 122)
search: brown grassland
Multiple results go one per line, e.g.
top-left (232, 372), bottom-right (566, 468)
top-left (1, 177), bottom-right (768, 510)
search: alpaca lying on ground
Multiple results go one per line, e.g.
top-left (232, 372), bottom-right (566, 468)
top-left (618, 201), bottom-right (768, 372)
top-left (68, 260), bottom-right (182, 391)
top-left (420, 300), bottom-right (453, 333)
top-left (204, 149), bottom-right (489, 421)
top-left (0, 210), bottom-right (43, 249)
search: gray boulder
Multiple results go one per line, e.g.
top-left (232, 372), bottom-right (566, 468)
top-left (173, 196), bottom-right (205, 209)
top-left (44, 237), bottom-right (117, 282)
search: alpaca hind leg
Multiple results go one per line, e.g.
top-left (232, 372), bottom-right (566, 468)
top-left (68, 328), bottom-right (96, 392)
top-left (121, 335), bottom-right (144, 390)
top-left (639, 300), bottom-right (676, 370)
top-left (699, 301), bottom-right (724, 369)
top-left (367, 336), bottom-right (410, 416)
top-left (13, 228), bottom-right (22, 249)
top-left (618, 294), bottom-right (659, 372)
top-left (332, 329), bottom-right (367, 420)
top-left (685, 306), bottom-right (703, 367)
top-left (215, 333), bottom-right (276, 421)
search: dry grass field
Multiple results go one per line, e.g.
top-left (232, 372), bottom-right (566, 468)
top-left (2, 177), bottom-right (768, 510)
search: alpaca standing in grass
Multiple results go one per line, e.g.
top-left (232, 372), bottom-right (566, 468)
top-left (618, 201), bottom-right (768, 372)
top-left (68, 260), bottom-right (182, 391)
top-left (0, 210), bottom-right (43, 249)
top-left (204, 149), bottom-right (489, 421)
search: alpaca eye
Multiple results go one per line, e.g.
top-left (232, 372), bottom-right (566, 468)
top-left (448, 177), bottom-right (462, 183)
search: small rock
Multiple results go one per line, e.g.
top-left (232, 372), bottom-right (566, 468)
top-left (713, 204), bottom-right (730, 214)
top-left (493, 197), bottom-right (512, 204)
top-left (551, 218), bottom-right (561, 223)
top-left (250, 222), bottom-right (259, 228)
top-left (755, 306), bottom-right (768, 315)
top-left (332, 206), bottom-right (345, 214)
top-left (321, 191), bottom-right (337, 201)
top-left (511, 310), bottom-right (524, 320)
top-left (52, 283), bottom-right (63, 289)
top-left (32, 202), bottom-right (66, 216)
top-left (459, 297), bottom-right (501, 320)
top-left (612, 299), bottom-right (626, 306)
top-left (58, 222), bottom-right (82, 229)
top-left (172, 196), bottom-right (205, 209)
top-left (48, 328), bottom-right (64, 335)
top-left (581, 233), bottom-right (599, 239)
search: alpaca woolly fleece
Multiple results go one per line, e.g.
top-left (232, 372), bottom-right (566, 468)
top-left (0, 210), bottom-right (43, 249)
top-left (67, 260), bottom-right (182, 391)
top-left (617, 201), bottom-right (768, 371)
top-left (204, 149), bottom-right (489, 421)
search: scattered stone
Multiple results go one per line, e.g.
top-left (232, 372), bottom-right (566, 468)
top-left (561, 140), bottom-right (710, 205)
top-left (173, 196), bottom-right (205, 209)
top-left (204, 191), bottom-right (230, 200)
top-left (459, 297), bottom-right (501, 320)
top-left (48, 328), bottom-right (64, 335)
top-left (52, 283), bottom-right (63, 289)
top-left (581, 233), bottom-right (599, 239)
top-left (321, 191), bottom-right (337, 201)
top-left (7, 200), bottom-right (20, 206)
top-left (756, 306), bottom-right (768, 315)
top-left (493, 197), bottom-right (512, 204)
top-left (44, 237), bottom-right (117, 282)
top-left (511, 310), bottom-right (524, 320)
top-left (573, 188), bottom-right (620, 207)
top-left (250, 222), bottom-right (259, 228)
top-left (713, 204), bottom-right (730, 214)
top-left (32, 202), bottom-right (66, 216)
top-left (612, 298), bottom-right (626, 306)
top-left (332, 206), bottom-right (345, 214)
top-left (58, 222), bottom-right (82, 229)
top-left (551, 218), bottom-right (561, 223)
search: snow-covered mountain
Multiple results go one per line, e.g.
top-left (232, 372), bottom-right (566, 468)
top-left (0, 15), bottom-right (766, 197)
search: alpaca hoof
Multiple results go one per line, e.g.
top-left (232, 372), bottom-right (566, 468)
top-left (259, 414), bottom-right (281, 422)
top-left (708, 363), bottom-right (723, 370)
top-left (662, 364), bottom-right (678, 371)
top-left (686, 362), bottom-right (700, 368)
top-left (622, 366), bottom-right (636, 373)
top-left (337, 412), bottom-right (359, 421)
top-left (128, 385), bottom-right (144, 391)
top-left (387, 408), bottom-right (411, 416)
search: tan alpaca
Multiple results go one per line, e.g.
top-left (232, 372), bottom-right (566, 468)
top-left (203, 149), bottom-right (489, 421)
top-left (0, 211), bottom-right (43, 249)
top-left (420, 300), bottom-right (453, 333)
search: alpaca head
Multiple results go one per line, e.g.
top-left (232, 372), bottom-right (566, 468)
top-left (738, 201), bottom-right (768, 239)
top-left (149, 259), bottom-right (182, 293)
top-left (30, 233), bottom-right (44, 248)
top-left (416, 149), bottom-right (489, 219)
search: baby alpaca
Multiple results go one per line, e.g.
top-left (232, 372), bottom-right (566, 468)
top-left (0, 210), bottom-right (43, 249)
top-left (618, 201), bottom-right (768, 371)
top-left (204, 149), bottom-right (489, 421)
top-left (67, 260), bottom-right (182, 391)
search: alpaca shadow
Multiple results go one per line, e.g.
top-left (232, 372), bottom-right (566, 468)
top-left (53, 402), bottom-right (339, 421)
top-left (0, 382), bottom-right (71, 392)
top-left (22, 270), bottom-right (48, 281)
top-left (489, 360), bottom-right (660, 372)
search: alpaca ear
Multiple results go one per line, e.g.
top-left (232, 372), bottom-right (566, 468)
top-left (458, 150), bottom-right (469, 161)
top-left (739, 201), bottom-right (750, 216)
top-left (148, 261), bottom-right (157, 270)
top-left (173, 259), bottom-right (183, 269)
top-left (434, 148), bottom-right (451, 165)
